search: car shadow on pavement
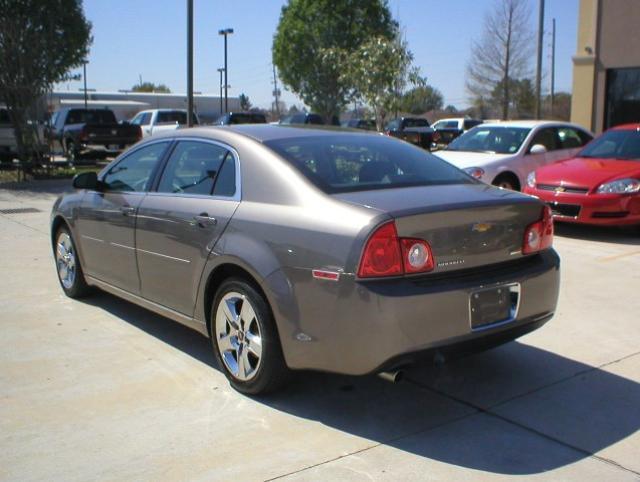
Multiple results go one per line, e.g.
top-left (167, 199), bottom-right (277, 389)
top-left (554, 222), bottom-right (640, 246)
top-left (81, 291), bottom-right (640, 476)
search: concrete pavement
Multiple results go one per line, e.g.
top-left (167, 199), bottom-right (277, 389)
top-left (0, 182), bottom-right (638, 481)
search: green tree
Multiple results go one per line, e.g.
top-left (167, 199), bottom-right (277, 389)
top-left (272, 0), bottom-right (397, 123)
top-left (490, 77), bottom-right (535, 118)
top-left (401, 85), bottom-right (444, 114)
top-left (239, 93), bottom-right (251, 111)
top-left (131, 82), bottom-right (171, 93)
top-left (0, 0), bottom-right (92, 163)
top-left (341, 36), bottom-right (423, 130)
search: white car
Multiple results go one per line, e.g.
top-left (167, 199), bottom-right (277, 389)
top-left (129, 109), bottom-right (199, 138)
top-left (434, 121), bottom-right (594, 191)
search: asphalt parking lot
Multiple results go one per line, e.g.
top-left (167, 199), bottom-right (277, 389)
top-left (1, 181), bottom-right (639, 481)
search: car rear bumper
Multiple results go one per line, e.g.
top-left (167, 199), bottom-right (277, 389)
top-left (274, 249), bottom-right (560, 375)
top-left (524, 188), bottom-right (640, 226)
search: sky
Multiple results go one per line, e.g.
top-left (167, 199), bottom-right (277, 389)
top-left (58, 0), bottom-right (580, 110)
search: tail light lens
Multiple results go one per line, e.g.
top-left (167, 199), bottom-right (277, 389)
top-left (432, 131), bottom-right (441, 142)
top-left (523, 206), bottom-right (554, 254)
top-left (79, 127), bottom-right (88, 141)
top-left (358, 221), bottom-right (435, 278)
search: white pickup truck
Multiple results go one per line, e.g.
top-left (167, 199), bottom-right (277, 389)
top-left (129, 109), bottom-right (200, 138)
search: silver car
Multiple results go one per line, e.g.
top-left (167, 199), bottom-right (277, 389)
top-left (51, 125), bottom-right (560, 394)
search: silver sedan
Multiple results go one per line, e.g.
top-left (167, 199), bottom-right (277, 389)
top-left (51, 125), bottom-right (560, 394)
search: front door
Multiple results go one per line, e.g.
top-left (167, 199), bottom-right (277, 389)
top-left (76, 141), bottom-right (170, 294)
top-left (135, 140), bottom-right (240, 315)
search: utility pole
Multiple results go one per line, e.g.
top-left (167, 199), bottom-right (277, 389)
top-left (534, 0), bottom-right (545, 119)
top-left (83, 61), bottom-right (88, 111)
top-left (550, 18), bottom-right (556, 118)
top-left (272, 64), bottom-right (281, 118)
top-left (186, 0), bottom-right (194, 127)
top-left (217, 68), bottom-right (224, 116)
top-left (218, 28), bottom-right (234, 113)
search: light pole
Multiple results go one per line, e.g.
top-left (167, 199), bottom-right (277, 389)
top-left (218, 28), bottom-right (234, 113)
top-left (83, 61), bottom-right (88, 111)
top-left (217, 68), bottom-right (225, 116)
top-left (186, 0), bottom-right (194, 126)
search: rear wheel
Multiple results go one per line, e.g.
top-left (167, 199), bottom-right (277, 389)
top-left (211, 278), bottom-right (289, 395)
top-left (54, 226), bottom-right (90, 298)
top-left (64, 140), bottom-right (78, 163)
top-left (492, 173), bottom-right (520, 191)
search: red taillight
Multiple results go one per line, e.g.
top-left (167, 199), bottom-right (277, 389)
top-left (523, 206), bottom-right (554, 254)
top-left (432, 131), bottom-right (441, 142)
top-left (79, 127), bottom-right (88, 141)
top-left (358, 222), bottom-right (435, 278)
top-left (400, 239), bottom-right (434, 274)
top-left (358, 221), bottom-right (403, 278)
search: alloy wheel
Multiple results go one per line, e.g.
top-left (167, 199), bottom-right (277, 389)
top-left (215, 291), bottom-right (263, 381)
top-left (56, 232), bottom-right (76, 289)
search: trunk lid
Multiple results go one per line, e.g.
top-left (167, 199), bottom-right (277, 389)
top-left (334, 184), bottom-right (544, 273)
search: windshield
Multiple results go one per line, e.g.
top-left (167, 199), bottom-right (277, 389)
top-left (579, 129), bottom-right (640, 160)
top-left (447, 126), bottom-right (530, 154)
top-left (157, 111), bottom-right (188, 125)
top-left (264, 134), bottom-right (474, 194)
top-left (66, 109), bottom-right (116, 125)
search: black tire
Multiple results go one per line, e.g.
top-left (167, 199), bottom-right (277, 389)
top-left (210, 277), bottom-right (290, 395)
top-left (492, 173), bottom-right (520, 191)
top-left (54, 226), bottom-right (91, 298)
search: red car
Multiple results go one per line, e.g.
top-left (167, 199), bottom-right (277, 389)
top-left (523, 124), bottom-right (640, 226)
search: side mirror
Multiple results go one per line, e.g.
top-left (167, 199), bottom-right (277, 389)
top-left (72, 171), bottom-right (100, 190)
top-left (529, 144), bottom-right (547, 155)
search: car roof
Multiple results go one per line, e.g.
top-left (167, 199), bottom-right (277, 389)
top-left (165, 124), bottom-right (375, 143)
top-left (610, 123), bottom-right (640, 131)
top-left (478, 120), bottom-right (586, 130)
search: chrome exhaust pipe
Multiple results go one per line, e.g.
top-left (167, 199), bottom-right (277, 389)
top-left (378, 370), bottom-right (404, 383)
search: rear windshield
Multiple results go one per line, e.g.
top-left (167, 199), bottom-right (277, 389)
top-left (447, 126), bottom-right (530, 154)
top-left (66, 109), bottom-right (116, 125)
top-left (579, 129), bottom-right (640, 160)
top-left (404, 118), bottom-right (429, 128)
top-left (264, 134), bottom-right (474, 194)
top-left (157, 111), bottom-right (188, 125)
top-left (229, 113), bottom-right (267, 124)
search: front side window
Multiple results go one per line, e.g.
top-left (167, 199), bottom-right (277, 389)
top-left (447, 126), bottom-right (530, 154)
top-left (265, 134), bottom-right (474, 194)
top-left (102, 142), bottom-right (169, 192)
top-left (579, 129), bottom-right (640, 160)
top-left (529, 128), bottom-right (559, 152)
top-left (157, 141), bottom-right (233, 195)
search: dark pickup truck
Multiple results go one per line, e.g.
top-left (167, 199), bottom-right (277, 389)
top-left (384, 117), bottom-right (434, 150)
top-left (48, 108), bottom-right (141, 161)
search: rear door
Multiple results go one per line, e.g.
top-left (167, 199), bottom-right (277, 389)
top-left (135, 139), bottom-right (240, 315)
top-left (76, 141), bottom-right (170, 293)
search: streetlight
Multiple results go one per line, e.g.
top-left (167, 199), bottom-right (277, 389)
top-left (218, 28), bottom-right (234, 113)
top-left (217, 67), bottom-right (225, 116)
top-left (82, 60), bottom-right (88, 111)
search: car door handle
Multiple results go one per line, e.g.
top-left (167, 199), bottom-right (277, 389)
top-left (121, 206), bottom-right (136, 216)
top-left (193, 214), bottom-right (217, 227)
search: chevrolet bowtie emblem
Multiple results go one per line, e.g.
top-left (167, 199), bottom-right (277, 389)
top-left (472, 223), bottom-right (492, 233)
top-left (555, 186), bottom-right (566, 193)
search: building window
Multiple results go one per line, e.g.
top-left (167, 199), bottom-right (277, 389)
top-left (605, 67), bottom-right (640, 129)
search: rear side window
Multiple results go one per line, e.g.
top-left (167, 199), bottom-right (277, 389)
top-left (557, 127), bottom-right (589, 149)
top-left (157, 141), bottom-right (233, 195)
top-left (265, 134), bottom-right (473, 194)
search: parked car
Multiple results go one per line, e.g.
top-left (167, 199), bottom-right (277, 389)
top-left (279, 113), bottom-right (339, 125)
top-left (342, 118), bottom-right (377, 131)
top-left (48, 108), bottom-right (142, 162)
top-left (52, 125), bottom-right (559, 394)
top-left (435, 121), bottom-right (594, 191)
top-left (0, 107), bottom-right (47, 163)
top-left (130, 109), bottom-right (199, 138)
top-left (524, 124), bottom-right (640, 225)
top-left (431, 117), bottom-right (483, 148)
top-left (384, 117), bottom-right (434, 150)
top-left (216, 112), bottom-right (267, 125)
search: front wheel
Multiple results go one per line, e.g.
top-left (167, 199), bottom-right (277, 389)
top-left (211, 278), bottom-right (289, 395)
top-left (54, 226), bottom-right (90, 298)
